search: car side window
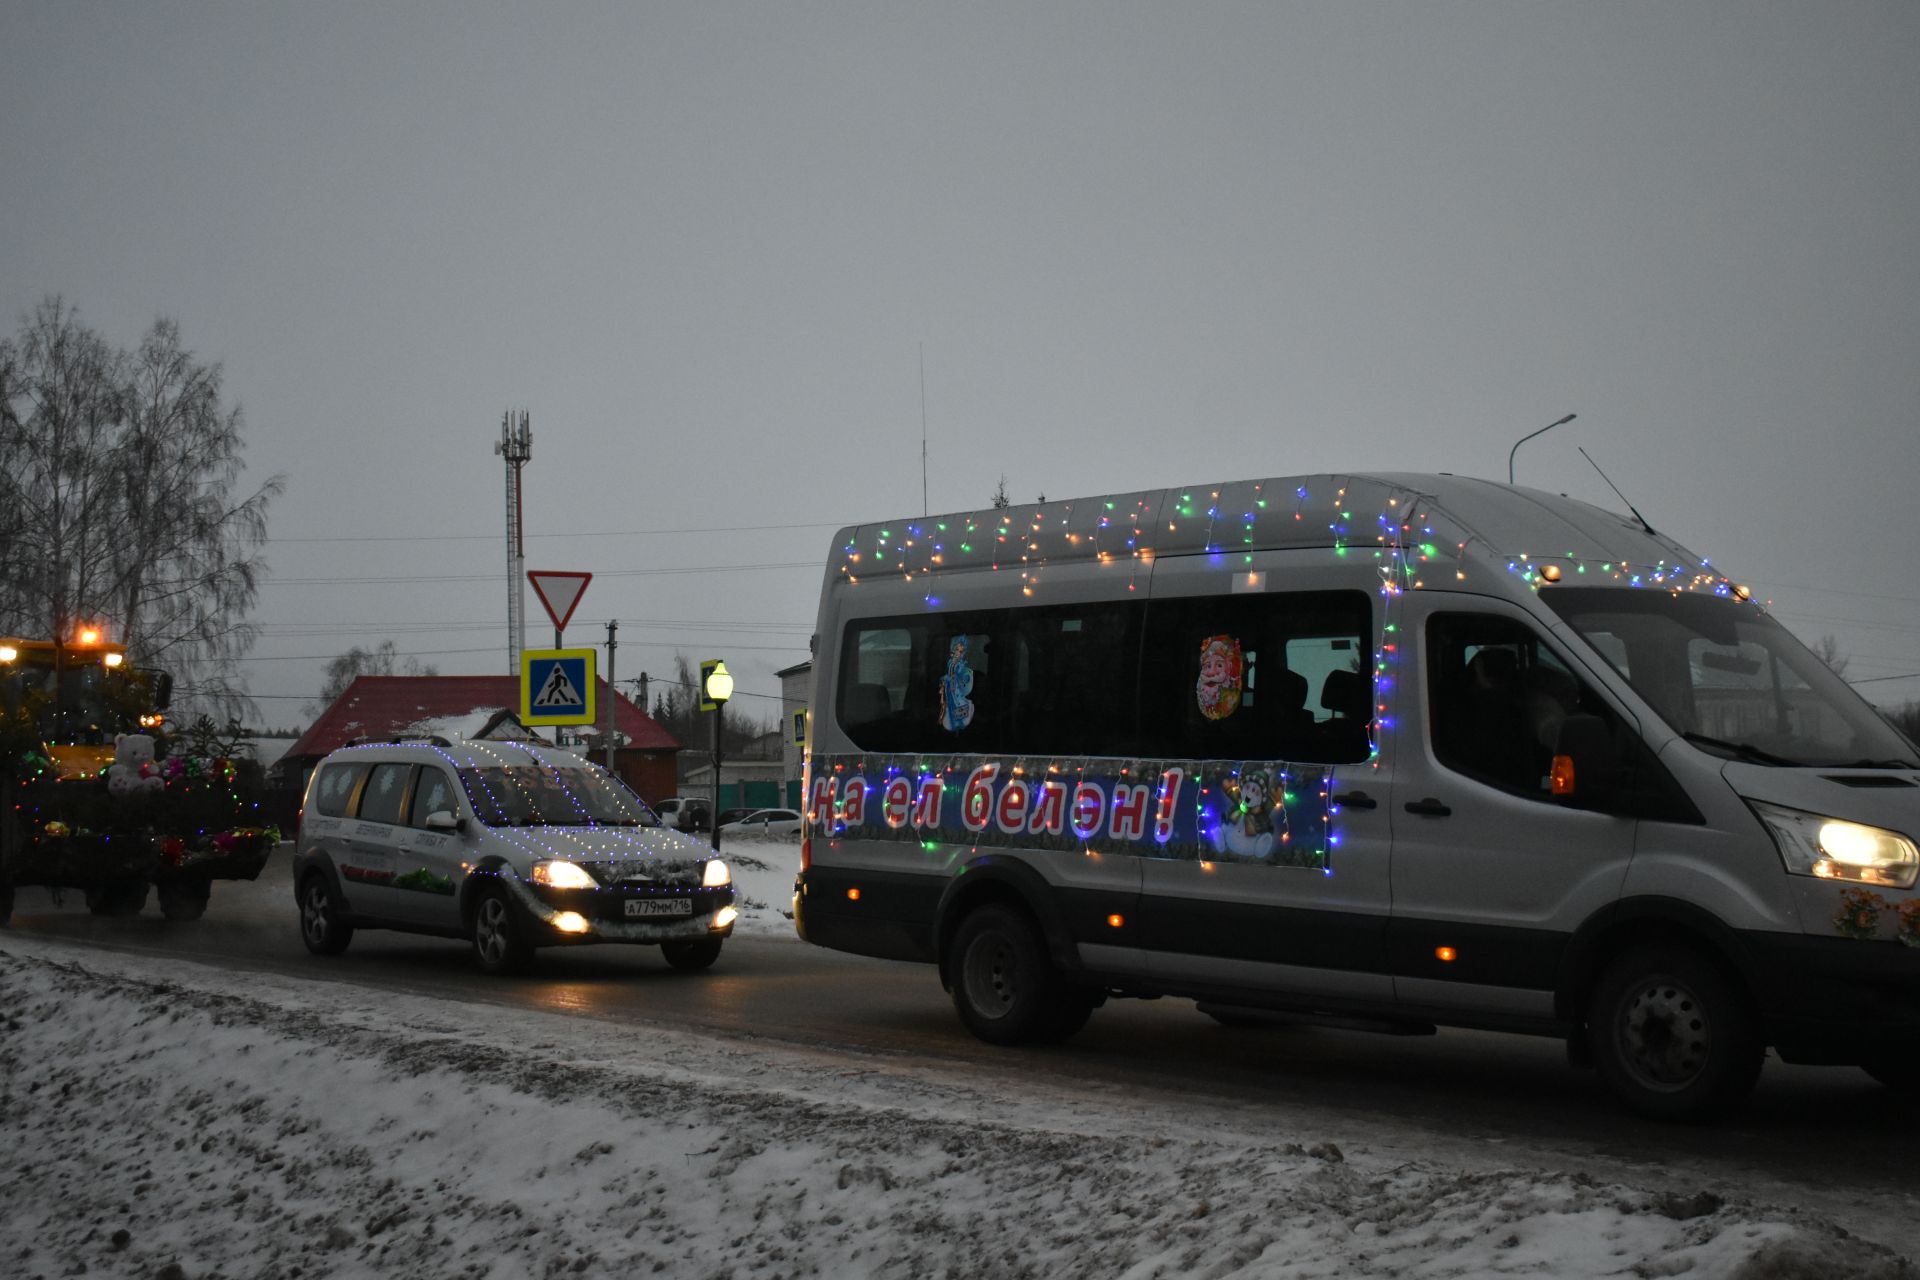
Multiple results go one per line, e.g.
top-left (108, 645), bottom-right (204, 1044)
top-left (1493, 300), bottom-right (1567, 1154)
top-left (1428, 613), bottom-right (1618, 800)
top-left (409, 767), bottom-right (457, 828)
top-left (358, 762), bottom-right (413, 825)
top-left (312, 762), bottom-right (369, 817)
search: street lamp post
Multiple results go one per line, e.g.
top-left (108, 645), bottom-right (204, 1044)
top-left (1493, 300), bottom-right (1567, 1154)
top-left (700, 659), bottom-right (734, 852)
top-left (1508, 413), bottom-right (1576, 484)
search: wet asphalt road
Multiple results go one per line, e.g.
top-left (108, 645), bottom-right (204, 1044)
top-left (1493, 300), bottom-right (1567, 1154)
top-left (5, 847), bottom-right (1917, 1231)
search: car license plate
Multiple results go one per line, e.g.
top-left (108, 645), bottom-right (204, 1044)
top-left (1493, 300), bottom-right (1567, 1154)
top-left (626, 899), bottom-right (692, 918)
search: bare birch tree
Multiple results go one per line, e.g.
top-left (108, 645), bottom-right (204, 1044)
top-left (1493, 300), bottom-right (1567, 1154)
top-left (0, 296), bottom-right (283, 719)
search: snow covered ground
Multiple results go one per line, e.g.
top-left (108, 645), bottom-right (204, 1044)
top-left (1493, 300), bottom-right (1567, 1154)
top-left (1, 836), bottom-right (1913, 1280)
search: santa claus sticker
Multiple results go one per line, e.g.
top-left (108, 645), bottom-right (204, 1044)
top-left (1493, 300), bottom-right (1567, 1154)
top-left (1195, 635), bottom-right (1243, 720)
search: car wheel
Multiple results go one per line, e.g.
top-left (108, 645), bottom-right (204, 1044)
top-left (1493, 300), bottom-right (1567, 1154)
top-left (1862, 1057), bottom-right (1920, 1096)
top-left (472, 886), bottom-right (533, 974)
top-left (1588, 943), bottom-right (1761, 1121)
top-left (85, 881), bottom-right (149, 917)
top-left (299, 873), bottom-right (353, 955)
top-left (157, 879), bottom-right (211, 922)
top-left (949, 903), bottom-right (1092, 1046)
top-left (661, 938), bottom-right (723, 972)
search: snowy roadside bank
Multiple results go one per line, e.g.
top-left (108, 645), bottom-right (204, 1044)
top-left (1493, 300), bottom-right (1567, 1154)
top-left (1, 939), bottom-right (1910, 1280)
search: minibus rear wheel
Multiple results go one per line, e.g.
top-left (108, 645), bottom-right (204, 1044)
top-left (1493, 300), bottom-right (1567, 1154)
top-left (950, 903), bottom-right (1090, 1045)
top-left (1588, 943), bottom-right (1761, 1121)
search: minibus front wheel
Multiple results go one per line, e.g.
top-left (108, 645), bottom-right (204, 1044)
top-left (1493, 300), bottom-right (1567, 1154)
top-left (949, 903), bottom-right (1096, 1045)
top-left (1588, 943), bottom-right (1762, 1121)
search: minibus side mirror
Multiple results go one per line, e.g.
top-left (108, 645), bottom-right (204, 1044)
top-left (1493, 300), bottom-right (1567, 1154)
top-left (1552, 714), bottom-right (1620, 807)
top-left (424, 810), bottom-right (467, 833)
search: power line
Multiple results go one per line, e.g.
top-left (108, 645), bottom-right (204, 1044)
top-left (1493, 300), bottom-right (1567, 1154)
top-left (235, 639), bottom-right (808, 662)
top-left (261, 560), bottom-right (818, 586)
top-left (267, 519), bottom-right (844, 545)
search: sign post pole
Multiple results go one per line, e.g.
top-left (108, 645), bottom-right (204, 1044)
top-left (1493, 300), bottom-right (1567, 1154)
top-left (527, 571), bottom-right (591, 747)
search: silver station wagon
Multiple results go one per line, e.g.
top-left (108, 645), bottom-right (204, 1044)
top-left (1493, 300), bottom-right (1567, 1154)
top-left (294, 738), bottom-right (736, 973)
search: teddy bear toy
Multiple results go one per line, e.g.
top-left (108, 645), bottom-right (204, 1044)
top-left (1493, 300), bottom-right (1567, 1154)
top-left (107, 733), bottom-right (166, 798)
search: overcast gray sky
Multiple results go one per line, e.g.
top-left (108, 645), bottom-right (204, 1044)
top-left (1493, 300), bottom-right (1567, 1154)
top-left (4, 1), bottom-right (1917, 725)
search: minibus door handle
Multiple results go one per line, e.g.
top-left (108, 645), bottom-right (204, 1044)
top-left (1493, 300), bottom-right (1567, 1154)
top-left (1404, 797), bottom-right (1452, 817)
top-left (1331, 790), bottom-right (1378, 810)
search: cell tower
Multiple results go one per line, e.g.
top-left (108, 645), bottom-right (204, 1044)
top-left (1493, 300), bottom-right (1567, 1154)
top-left (495, 410), bottom-right (532, 671)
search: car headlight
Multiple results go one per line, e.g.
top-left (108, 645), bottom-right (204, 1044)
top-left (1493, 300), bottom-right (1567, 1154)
top-left (702, 858), bottom-right (731, 888)
top-left (1749, 801), bottom-right (1919, 890)
top-left (531, 860), bottom-right (598, 890)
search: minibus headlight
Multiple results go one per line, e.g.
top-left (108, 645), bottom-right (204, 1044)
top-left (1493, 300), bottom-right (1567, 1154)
top-left (1749, 801), bottom-right (1919, 890)
top-left (702, 858), bottom-right (731, 888)
top-left (531, 859), bottom-right (598, 890)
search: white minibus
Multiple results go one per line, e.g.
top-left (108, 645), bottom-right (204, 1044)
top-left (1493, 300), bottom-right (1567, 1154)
top-left (793, 473), bottom-right (1920, 1118)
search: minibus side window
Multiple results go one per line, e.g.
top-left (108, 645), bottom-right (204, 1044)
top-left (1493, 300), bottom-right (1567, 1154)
top-left (1005, 602), bottom-right (1141, 756)
top-left (1139, 590), bottom-right (1372, 763)
top-left (838, 613), bottom-right (998, 753)
top-left (838, 603), bottom-right (1143, 756)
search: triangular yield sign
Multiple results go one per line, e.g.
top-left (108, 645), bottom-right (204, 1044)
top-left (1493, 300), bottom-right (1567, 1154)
top-left (527, 570), bottom-right (592, 632)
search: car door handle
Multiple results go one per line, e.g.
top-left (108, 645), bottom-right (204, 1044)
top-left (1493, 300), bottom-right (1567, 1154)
top-left (1331, 790), bottom-right (1378, 810)
top-left (1404, 797), bottom-right (1453, 817)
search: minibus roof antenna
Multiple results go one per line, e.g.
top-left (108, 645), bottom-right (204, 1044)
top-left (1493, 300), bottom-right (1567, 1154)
top-left (1579, 446), bottom-right (1658, 536)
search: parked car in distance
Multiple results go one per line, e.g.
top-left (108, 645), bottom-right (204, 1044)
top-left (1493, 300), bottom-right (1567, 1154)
top-left (655, 796), bottom-right (712, 833)
top-left (715, 806), bottom-right (758, 829)
top-left (293, 740), bottom-right (737, 974)
top-left (719, 808), bottom-right (803, 837)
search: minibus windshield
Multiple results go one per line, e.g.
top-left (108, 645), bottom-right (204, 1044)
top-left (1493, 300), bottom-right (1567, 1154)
top-left (459, 765), bottom-right (661, 828)
top-left (1539, 587), bottom-right (1916, 768)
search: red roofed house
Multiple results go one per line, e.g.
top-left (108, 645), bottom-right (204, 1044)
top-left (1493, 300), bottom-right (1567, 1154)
top-left (277, 675), bottom-right (682, 806)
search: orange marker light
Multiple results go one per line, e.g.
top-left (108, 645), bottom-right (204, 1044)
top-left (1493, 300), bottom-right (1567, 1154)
top-left (846, 887), bottom-right (861, 902)
top-left (1435, 946), bottom-right (1458, 963)
top-left (1107, 913), bottom-right (1125, 929)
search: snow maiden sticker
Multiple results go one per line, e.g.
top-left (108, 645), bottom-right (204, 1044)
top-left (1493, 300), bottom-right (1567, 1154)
top-left (939, 634), bottom-right (975, 732)
top-left (1196, 635), bottom-right (1243, 721)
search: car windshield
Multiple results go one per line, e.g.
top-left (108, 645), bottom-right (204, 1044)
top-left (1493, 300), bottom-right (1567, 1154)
top-left (1540, 586), bottom-right (1917, 768)
top-left (457, 764), bottom-right (660, 828)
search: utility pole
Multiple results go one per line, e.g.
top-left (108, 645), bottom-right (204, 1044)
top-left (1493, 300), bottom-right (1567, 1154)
top-left (603, 619), bottom-right (618, 773)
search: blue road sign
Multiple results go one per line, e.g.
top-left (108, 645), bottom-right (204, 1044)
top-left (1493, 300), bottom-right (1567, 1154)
top-left (521, 648), bottom-right (597, 726)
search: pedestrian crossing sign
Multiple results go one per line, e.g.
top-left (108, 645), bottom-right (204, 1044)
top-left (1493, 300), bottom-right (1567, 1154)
top-left (521, 648), bottom-right (597, 726)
